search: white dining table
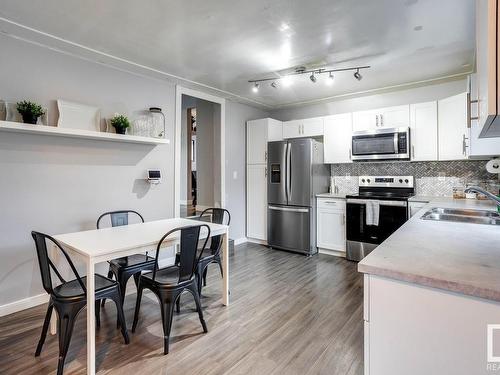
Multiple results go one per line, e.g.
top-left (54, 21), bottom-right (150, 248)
top-left (49, 218), bottom-right (230, 375)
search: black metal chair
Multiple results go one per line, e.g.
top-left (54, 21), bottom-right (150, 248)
top-left (97, 210), bottom-right (156, 321)
top-left (131, 224), bottom-right (210, 355)
top-left (31, 231), bottom-right (129, 375)
top-left (176, 208), bottom-right (230, 302)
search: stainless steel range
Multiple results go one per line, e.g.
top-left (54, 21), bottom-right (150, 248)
top-left (345, 176), bottom-right (415, 261)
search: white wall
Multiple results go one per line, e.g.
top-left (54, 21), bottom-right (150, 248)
top-left (0, 35), bottom-right (176, 308)
top-left (270, 79), bottom-right (468, 121)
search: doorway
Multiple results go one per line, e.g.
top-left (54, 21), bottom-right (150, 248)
top-left (176, 87), bottom-right (225, 218)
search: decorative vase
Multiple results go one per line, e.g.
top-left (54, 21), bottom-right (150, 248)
top-left (21, 113), bottom-right (38, 124)
top-left (114, 126), bottom-right (126, 135)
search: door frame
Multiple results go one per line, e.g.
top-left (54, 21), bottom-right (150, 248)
top-left (174, 85), bottom-right (226, 217)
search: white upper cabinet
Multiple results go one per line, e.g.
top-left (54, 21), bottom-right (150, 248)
top-left (475, 0), bottom-right (500, 137)
top-left (380, 105), bottom-right (410, 129)
top-left (409, 101), bottom-right (438, 161)
top-left (468, 74), bottom-right (500, 158)
top-left (438, 93), bottom-right (469, 160)
top-left (283, 117), bottom-right (324, 138)
top-left (352, 105), bottom-right (409, 132)
top-left (247, 118), bottom-right (282, 164)
top-left (352, 109), bottom-right (378, 131)
top-left (324, 113), bottom-right (353, 164)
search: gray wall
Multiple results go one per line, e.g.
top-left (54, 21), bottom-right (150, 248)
top-left (196, 99), bottom-right (217, 207)
top-left (0, 35), bottom-right (176, 306)
top-left (225, 102), bottom-right (269, 240)
top-left (270, 79), bottom-right (468, 121)
top-left (0, 35), bottom-right (264, 309)
top-left (180, 95), bottom-right (197, 203)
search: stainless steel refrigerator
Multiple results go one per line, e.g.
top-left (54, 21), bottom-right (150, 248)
top-left (267, 138), bottom-right (329, 255)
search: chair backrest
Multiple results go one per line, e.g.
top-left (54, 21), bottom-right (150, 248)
top-left (199, 208), bottom-right (230, 255)
top-left (31, 231), bottom-right (86, 297)
top-left (96, 210), bottom-right (144, 229)
top-left (152, 224), bottom-right (210, 283)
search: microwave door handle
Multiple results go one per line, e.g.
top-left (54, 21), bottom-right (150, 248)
top-left (393, 133), bottom-right (398, 154)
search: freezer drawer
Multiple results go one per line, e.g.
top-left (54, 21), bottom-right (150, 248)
top-left (267, 205), bottom-right (312, 254)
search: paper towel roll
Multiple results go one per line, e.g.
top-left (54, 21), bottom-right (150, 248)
top-left (486, 158), bottom-right (500, 174)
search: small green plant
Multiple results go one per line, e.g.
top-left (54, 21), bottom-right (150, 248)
top-left (16, 100), bottom-right (45, 124)
top-left (110, 113), bottom-right (130, 134)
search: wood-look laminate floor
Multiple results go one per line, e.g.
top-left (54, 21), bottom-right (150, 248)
top-left (0, 243), bottom-right (363, 375)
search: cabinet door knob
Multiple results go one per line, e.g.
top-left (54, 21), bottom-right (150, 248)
top-left (376, 115), bottom-right (379, 127)
top-left (380, 114), bottom-right (384, 126)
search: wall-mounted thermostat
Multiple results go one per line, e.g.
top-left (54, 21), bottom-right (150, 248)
top-left (147, 169), bottom-right (162, 184)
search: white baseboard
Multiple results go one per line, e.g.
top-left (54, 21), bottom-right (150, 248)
top-left (246, 237), bottom-right (268, 245)
top-left (234, 237), bottom-right (247, 246)
top-left (318, 248), bottom-right (346, 258)
top-left (0, 293), bottom-right (49, 317)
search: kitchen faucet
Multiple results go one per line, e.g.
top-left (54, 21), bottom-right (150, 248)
top-left (464, 186), bottom-right (500, 207)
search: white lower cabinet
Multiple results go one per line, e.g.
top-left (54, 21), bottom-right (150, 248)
top-left (364, 274), bottom-right (500, 375)
top-left (246, 164), bottom-right (267, 241)
top-left (316, 198), bottom-right (346, 254)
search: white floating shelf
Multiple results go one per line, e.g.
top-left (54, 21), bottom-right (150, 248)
top-left (0, 120), bottom-right (170, 145)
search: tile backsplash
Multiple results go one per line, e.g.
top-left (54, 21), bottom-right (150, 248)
top-left (330, 160), bottom-right (497, 197)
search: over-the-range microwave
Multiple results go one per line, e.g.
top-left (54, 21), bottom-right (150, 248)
top-left (351, 127), bottom-right (410, 161)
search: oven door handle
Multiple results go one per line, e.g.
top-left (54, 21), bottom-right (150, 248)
top-left (346, 199), bottom-right (407, 207)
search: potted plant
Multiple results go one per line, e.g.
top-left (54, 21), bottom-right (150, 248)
top-left (16, 100), bottom-right (45, 124)
top-left (110, 114), bottom-right (130, 135)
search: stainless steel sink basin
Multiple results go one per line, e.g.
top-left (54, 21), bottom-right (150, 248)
top-left (421, 207), bottom-right (500, 225)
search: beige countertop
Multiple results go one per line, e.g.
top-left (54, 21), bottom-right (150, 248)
top-left (358, 198), bottom-right (500, 302)
top-left (316, 193), bottom-right (347, 199)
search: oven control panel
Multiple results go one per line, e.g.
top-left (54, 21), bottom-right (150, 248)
top-left (358, 175), bottom-right (414, 188)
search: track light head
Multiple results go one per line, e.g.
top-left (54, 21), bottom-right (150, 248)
top-left (271, 81), bottom-right (278, 89)
top-left (252, 82), bottom-right (259, 93)
top-left (326, 72), bottom-right (334, 85)
top-left (310, 72), bottom-right (317, 83)
top-left (354, 69), bottom-right (362, 81)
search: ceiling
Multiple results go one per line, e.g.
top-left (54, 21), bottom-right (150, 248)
top-left (0, 0), bottom-right (475, 108)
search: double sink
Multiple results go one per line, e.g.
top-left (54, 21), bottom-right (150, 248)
top-left (421, 207), bottom-right (500, 226)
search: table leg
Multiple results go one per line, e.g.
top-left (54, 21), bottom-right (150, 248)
top-left (86, 259), bottom-right (96, 375)
top-left (222, 229), bottom-right (229, 306)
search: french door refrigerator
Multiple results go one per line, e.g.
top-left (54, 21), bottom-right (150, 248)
top-left (267, 138), bottom-right (329, 255)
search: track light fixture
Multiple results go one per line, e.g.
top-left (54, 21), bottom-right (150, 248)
top-left (354, 69), bottom-right (362, 81)
top-left (249, 65), bottom-right (369, 90)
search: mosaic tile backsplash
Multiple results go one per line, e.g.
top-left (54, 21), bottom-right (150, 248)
top-left (330, 160), bottom-right (497, 197)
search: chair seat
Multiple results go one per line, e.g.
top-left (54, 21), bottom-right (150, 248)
top-left (110, 254), bottom-right (155, 269)
top-left (54, 274), bottom-right (117, 298)
top-left (141, 266), bottom-right (191, 287)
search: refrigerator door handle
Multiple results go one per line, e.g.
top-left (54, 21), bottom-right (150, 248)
top-left (287, 142), bottom-right (292, 201)
top-left (282, 142), bottom-right (289, 203)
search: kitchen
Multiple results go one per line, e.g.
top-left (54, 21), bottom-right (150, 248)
top-left (0, 1), bottom-right (499, 375)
